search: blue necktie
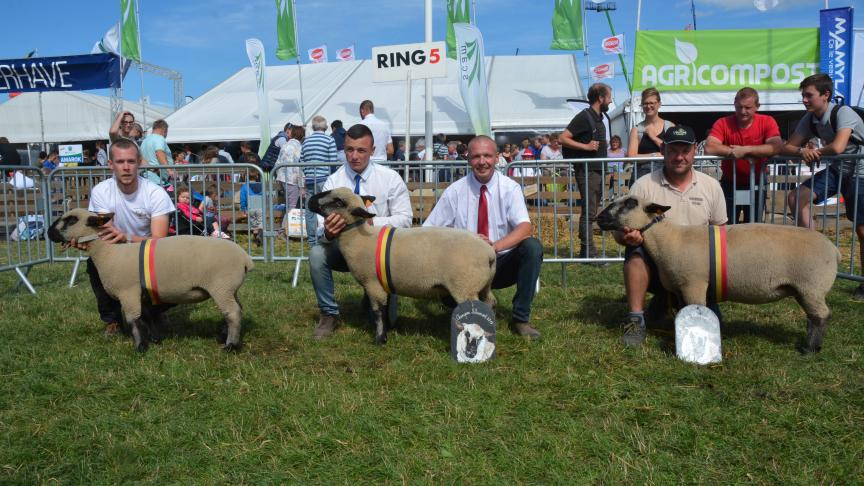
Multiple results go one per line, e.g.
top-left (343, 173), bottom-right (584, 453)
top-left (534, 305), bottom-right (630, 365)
top-left (354, 174), bottom-right (361, 194)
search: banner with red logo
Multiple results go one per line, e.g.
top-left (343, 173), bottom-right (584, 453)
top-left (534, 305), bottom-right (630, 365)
top-left (601, 34), bottom-right (625, 55)
top-left (590, 62), bottom-right (614, 81)
top-left (307, 45), bottom-right (328, 63)
top-left (336, 45), bottom-right (355, 62)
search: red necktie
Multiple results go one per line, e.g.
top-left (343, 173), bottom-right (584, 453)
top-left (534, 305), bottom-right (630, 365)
top-left (478, 184), bottom-right (489, 238)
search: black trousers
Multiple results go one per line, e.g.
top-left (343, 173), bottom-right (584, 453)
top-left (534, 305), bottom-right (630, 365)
top-left (492, 237), bottom-right (543, 323)
top-left (86, 258), bottom-right (174, 325)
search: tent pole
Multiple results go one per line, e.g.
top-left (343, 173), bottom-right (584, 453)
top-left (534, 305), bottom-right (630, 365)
top-left (292, 0), bottom-right (306, 125)
top-left (424, 0), bottom-right (433, 161)
top-left (38, 92), bottom-right (46, 153)
top-left (137, 0), bottom-right (146, 127)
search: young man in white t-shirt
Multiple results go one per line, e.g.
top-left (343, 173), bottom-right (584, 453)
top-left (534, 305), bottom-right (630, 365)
top-left (74, 139), bottom-right (175, 337)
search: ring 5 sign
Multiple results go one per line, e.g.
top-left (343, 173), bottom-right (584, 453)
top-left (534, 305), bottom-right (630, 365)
top-left (372, 41), bottom-right (447, 82)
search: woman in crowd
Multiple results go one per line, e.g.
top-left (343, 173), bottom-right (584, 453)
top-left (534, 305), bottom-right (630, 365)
top-left (275, 125), bottom-right (305, 211)
top-left (627, 87), bottom-right (675, 183)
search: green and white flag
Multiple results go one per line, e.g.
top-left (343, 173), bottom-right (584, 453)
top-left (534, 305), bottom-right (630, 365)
top-left (275, 0), bottom-right (298, 60)
top-left (447, 0), bottom-right (471, 60)
top-left (550, 0), bottom-right (584, 51)
top-left (454, 23), bottom-right (491, 137)
top-left (120, 0), bottom-right (140, 62)
top-left (245, 39), bottom-right (271, 158)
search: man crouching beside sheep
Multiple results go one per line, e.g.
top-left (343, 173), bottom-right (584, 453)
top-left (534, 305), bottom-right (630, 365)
top-left (424, 135), bottom-right (544, 339)
top-left (308, 123), bottom-right (414, 339)
top-left (609, 126), bottom-right (728, 346)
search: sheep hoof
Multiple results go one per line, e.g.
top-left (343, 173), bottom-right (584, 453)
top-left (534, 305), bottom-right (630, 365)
top-left (797, 343), bottom-right (822, 355)
top-left (223, 342), bottom-right (242, 353)
top-left (135, 342), bottom-right (149, 353)
top-left (374, 334), bottom-right (388, 346)
top-left (217, 329), bottom-right (228, 345)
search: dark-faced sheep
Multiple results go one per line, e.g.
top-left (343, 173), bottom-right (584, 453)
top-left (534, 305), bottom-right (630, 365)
top-left (308, 188), bottom-right (497, 345)
top-left (48, 209), bottom-right (253, 352)
top-left (597, 195), bottom-right (840, 353)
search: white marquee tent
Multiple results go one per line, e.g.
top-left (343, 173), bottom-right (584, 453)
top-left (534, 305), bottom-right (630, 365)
top-left (165, 54), bottom-right (586, 143)
top-left (0, 91), bottom-right (172, 143)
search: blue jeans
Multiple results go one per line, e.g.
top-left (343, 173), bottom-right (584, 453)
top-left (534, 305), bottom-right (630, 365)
top-left (309, 241), bottom-right (350, 316)
top-left (492, 238), bottom-right (543, 323)
top-left (304, 182), bottom-right (323, 246)
top-left (802, 166), bottom-right (864, 225)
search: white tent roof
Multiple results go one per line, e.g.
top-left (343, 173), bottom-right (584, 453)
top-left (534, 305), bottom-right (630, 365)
top-left (0, 91), bottom-right (172, 143)
top-left (165, 54), bottom-right (585, 143)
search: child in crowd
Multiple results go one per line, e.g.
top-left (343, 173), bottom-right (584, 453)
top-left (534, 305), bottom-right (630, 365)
top-left (177, 188), bottom-right (230, 238)
top-left (199, 184), bottom-right (232, 234)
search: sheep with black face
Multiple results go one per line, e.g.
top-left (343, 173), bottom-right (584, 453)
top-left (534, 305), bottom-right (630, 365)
top-left (308, 187), bottom-right (497, 345)
top-left (48, 209), bottom-right (253, 352)
top-left (597, 195), bottom-right (839, 353)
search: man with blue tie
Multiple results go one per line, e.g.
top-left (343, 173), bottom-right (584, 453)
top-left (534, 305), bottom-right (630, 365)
top-left (424, 135), bottom-right (543, 339)
top-left (310, 124), bottom-right (413, 339)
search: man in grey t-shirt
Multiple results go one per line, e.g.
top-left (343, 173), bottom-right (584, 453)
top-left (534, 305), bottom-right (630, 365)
top-left (781, 73), bottom-right (864, 299)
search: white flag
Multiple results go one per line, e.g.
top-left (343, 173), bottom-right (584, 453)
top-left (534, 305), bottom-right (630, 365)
top-left (590, 63), bottom-right (614, 82)
top-left (307, 45), bottom-right (328, 63)
top-left (335, 45), bottom-right (355, 62)
top-left (92, 23), bottom-right (132, 78)
top-left (454, 23), bottom-right (491, 137)
top-left (601, 34), bottom-right (625, 55)
top-left (245, 38), bottom-right (271, 158)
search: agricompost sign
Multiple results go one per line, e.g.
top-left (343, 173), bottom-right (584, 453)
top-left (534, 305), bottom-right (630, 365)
top-left (634, 28), bottom-right (818, 92)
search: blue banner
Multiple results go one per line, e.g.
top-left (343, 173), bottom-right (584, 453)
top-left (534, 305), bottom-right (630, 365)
top-left (0, 53), bottom-right (121, 94)
top-left (820, 7), bottom-right (854, 104)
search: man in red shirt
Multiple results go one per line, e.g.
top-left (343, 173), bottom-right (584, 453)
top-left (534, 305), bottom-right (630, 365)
top-left (705, 87), bottom-right (782, 223)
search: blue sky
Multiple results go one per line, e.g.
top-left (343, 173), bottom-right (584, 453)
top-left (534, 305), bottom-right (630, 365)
top-left (0, 0), bottom-right (860, 108)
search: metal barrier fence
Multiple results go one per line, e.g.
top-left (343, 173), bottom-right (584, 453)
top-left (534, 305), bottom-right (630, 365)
top-left (2, 154), bottom-right (860, 293)
top-left (0, 166), bottom-right (51, 293)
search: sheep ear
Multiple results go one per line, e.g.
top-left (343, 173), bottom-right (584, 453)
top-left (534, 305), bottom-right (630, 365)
top-left (86, 213), bottom-right (114, 227)
top-left (350, 207), bottom-right (375, 219)
top-left (644, 204), bottom-right (671, 215)
top-left (455, 321), bottom-right (464, 331)
top-left (360, 195), bottom-right (376, 206)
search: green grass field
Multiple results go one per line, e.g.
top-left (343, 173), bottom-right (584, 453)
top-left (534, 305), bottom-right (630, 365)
top-left (1, 257), bottom-right (862, 483)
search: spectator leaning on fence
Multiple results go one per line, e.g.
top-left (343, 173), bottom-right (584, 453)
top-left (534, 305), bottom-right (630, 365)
top-left (704, 87), bottom-right (782, 224)
top-left (424, 135), bottom-right (543, 340)
top-left (627, 87), bottom-right (675, 182)
top-left (615, 126), bottom-right (727, 347)
top-left (560, 82), bottom-right (613, 260)
top-left (309, 123), bottom-right (413, 340)
top-left (301, 116), bottom-right (337, 246)
top-left (780, 73), bottom-right (864, 300)
top-left (71, 139), bottom-right (175, 338)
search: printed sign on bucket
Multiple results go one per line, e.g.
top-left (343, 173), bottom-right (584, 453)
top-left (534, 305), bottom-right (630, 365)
top-left (634, 28), bottom-right (818, 91)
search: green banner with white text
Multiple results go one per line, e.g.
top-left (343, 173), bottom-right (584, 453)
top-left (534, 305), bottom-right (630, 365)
top-left (633, 28), bottom-right (818, 92)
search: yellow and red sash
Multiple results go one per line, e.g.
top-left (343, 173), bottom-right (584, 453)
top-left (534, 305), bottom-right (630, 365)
top-left (375, 227), bottom-right (396, 294)
top-left (707, 225), bottom-right (728, 303)
top-left (139, 239), bottom-right (161, 305)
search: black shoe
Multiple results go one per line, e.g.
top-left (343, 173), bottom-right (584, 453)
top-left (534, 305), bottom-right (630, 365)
top-left (621, 314), bottom-right (646, 346)
top-left (854, 284), bottom-right (864, 301)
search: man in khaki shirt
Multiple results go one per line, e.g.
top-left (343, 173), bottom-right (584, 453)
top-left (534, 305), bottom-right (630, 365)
top-left (615, 125), bottom-right (727, 346)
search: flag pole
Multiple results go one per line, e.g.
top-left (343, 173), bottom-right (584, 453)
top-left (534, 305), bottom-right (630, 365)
top-left (583, 0), bottom-right (591, 84)
top-left (424, 0), bottom-right (433, 161)
top-left (118, 2), bottom-right (124, 114)
top-left (137, 0), bottom-right (147, 127)
top-left (292, 0), bottom-right (306, 125)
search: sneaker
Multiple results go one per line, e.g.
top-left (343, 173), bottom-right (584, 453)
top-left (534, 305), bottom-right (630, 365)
top-left (510, 321), bottom-right (541, 340)
top-left (621, 314), bottom-right (646, 346)
top-left (313, 314), bottom-right (339, 339)
top-left (854, 284), bottom-right (864, 301)
top-left (102, 322), bottom-right (121, 338)
top-left (219, 232), bottom-right (231, 239)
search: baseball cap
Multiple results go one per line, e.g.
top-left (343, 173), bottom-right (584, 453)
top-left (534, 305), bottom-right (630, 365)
top-left (662, 125), bottom-right (696, 145)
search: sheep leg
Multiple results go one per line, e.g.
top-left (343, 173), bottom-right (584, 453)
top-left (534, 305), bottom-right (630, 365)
top-left (679, 284), bottom-right (708, 307)
top-left (479, 285), bottom-right (496, 309)
top-left (795, 293), bottom-right (830, 354)
top-left (213, 295), bottom-right (243, 352)
top-left (122, 297), bottom-right (148, 353)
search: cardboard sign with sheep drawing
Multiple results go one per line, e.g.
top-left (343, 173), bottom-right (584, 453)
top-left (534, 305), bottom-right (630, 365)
top-left (451, 300), bottom-right (497, 363)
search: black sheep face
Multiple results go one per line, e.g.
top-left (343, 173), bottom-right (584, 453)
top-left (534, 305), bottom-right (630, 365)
top-left (47, 209), bottom-right (113, 243)
top-left (597, 196), bottom-right (670, 231)
top-left (307, 188), bottom-right (376, 224)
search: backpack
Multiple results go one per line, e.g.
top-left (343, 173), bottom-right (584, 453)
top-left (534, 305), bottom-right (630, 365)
top-left (809, 104), bottom-right (864, 146)
top-left (260, 132), bottom-right (288, 172)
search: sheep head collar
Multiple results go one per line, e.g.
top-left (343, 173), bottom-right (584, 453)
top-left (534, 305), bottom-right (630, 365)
top-left (308, 188), bottom-right (377, 230)
top-left (48, 209), bottom-right (114, 244)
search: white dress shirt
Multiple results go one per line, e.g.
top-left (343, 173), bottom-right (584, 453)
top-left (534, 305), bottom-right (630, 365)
top-left (423, 172), bottom-right (530, 254)
top-left (360, 113), bottom-right (392, 162)
top-left (318, 162), bottom-right (413, 240)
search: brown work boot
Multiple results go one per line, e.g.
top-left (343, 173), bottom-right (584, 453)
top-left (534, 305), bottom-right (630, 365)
top-left (510, 321), bottom-right (541, 340)
top-left (102, 322), bottom-right (121, 338)
top-left (313, 314), bottom-right (339, 339)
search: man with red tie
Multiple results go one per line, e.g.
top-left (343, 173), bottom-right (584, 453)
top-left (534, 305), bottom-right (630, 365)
top-left (424, 135), bottom-right (543, 339)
